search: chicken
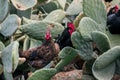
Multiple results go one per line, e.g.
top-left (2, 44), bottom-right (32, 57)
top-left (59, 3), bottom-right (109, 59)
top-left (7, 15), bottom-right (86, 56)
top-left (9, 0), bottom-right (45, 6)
top-left (20, 24), bottom-right (60, 69)
top-left (55, 22), bottom-right (75, 50)
top-left (107, 9), bottom-right (120, 34)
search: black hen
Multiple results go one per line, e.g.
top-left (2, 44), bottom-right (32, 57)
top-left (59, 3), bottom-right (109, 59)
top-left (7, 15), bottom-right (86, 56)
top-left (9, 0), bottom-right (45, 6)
top-left (55, 22), bottom-right (75, 50)
top-left (107, 9), bottom-right (120, 34)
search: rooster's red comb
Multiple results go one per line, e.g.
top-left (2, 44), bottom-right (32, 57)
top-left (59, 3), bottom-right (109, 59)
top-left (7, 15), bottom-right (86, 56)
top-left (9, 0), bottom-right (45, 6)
top-left (114, 5), bottom-right (119, 13)
top-left (45, 27), bottom-right (51, 40)
top-left (67, 22), bottom-right (75, 35)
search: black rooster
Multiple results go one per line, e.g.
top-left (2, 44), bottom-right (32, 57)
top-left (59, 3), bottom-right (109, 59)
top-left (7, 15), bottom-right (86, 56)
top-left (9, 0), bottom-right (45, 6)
top-left (107, 9), bottom-right (120, 34)
top-left (55, 22), bottom-right (75, 50)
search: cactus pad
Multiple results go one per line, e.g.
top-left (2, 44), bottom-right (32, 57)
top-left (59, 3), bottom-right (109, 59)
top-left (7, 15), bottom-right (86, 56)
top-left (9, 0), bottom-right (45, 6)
top-left (0, 0), bottom-right (9, 23)
top-left (28, 68), bottom-right (57, 80)
top-left (20, 21), bottom-right (64, 40)
top-left (91, 31), bottom-right (111, 53)
top-left (43, 9), bottom-right (66, 23)
top-left (92, 46), bottom-right (120, 80)
top-left (71, 31), bottom-right (93, 60)
top-left (0, 14), bottom-right (21, 37)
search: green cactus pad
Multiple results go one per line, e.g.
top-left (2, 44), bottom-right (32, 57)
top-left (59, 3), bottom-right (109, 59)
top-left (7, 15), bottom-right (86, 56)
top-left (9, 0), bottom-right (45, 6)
top-left (20, 21), bottom-right (64, 40)
top-left (106, 31), bottom-right (120, 47)
top-left (73, 12), bottom-right (85, 28)
top-left (17, 8), bottom-right (32, 19)
top-left (43, 9), bottom-right (66, 23)
top-left (91, 31), bottom-right (111, 53)
top-left (93, 46), bottom-right (120, 69)
top-left (23, 36), bottom-right (30, 51)
top-left (55, 47), bottom-right (78, 71)
top-left (11, 0), bottom-right (37, 10)
top-left (28, 68), bottom-right (57, 80)
top-left (12, 41), bottom-right (19, 72)
top-left (78, 17), bottom-right (102, 41)
top-left (37, 1), bottom-right (60, 14)
top-left (112, 0), bottom-right (120, 7)
top-left (23, 36), bottom-right (42, 50)
top-left (1, 41), bottom-right (19, 73)
top-left (22, 17), bottom-right (38, 24)
top-left (0, 14), bottom-right (21, 37)
top-left (4, 69), bottom-right (13, 80)
top-left (29, 38), bottom-right (42, 49)
top-left (66, 0), bottom-right (83, 15)
top-left (83, 0), bottom-right (107, 27)
top-left (0, 0), bottom-right (9, 23)
top-left (57, 0), bottom-right (66, 9)
top-left (93, 61), bottom-right (115, 80)
top-left (71, 31), bottom-right (93, 60)
top-left (0, 41), bottom-right (5, 51)
top-left (92, 46), bottom-right (120, 80)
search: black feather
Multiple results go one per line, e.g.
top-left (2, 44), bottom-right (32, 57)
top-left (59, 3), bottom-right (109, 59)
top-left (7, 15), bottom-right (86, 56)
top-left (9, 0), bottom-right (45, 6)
top-left (104, 0), bottom-right (112, 2)
top-left (107, 10), bottom-right (120, 34)
top-left (55, 27), bottom-right (73, 50)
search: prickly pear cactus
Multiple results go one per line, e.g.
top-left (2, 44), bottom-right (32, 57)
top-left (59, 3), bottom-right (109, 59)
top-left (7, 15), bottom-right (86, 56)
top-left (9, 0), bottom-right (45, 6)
top-left (0, 42), bottom-right (4, 75)
top-left (106, 31), bottom-right (120, 47)
top-left (112, 0), bottom-right (120, 7)
top-left (4, 70), bottom-right (13, 80)
top-left (91, 31), bottom-right (111, 53)
top-left (1, 41), bottom-right (19, 80)
top-left (37, 1), bottom-right (60, 14)
top-left (57, 0), bottom-right (66, 9)
top-left (0, 14), bottom-right (21, 37)
top-left (0, 41), bottom-right (5, 51)
top-left (10, 0), bottom-right (37, 10)
top-left (92, 46), bottom-right (120, 80)
top-left (77, 17), bottom-right (101, 41)
top-left (0, 0), bottom-right (9, 23)
top-left (73, 12), bottom-right (85, 28)
top-left (71, 31), bottom-right (93, 60)
top-left (17, 8), bottom-right (32, 19)
top-left (1, 41), bottom-right (19, 73)
top-left (22, 17), bottom-right (39, 24)
top-left (83, 0), bottom-right (107, 28)
top-left (20, 21), bottom-right (64, 40)
top-left (55, 47), bottom-right (78, 71)
top-left (77, 0), bottom-right (107, 42)
top-left (28, 68), bottom-right (57, 80)
top-left (29, 38), bottom-right (42, 49)
top-left (23, 36), bottom-right (31, 51)
top-left (23, 36), bottom-right (42, 51)
top-left (66, 0), bottom-right (83, 15)
top-left (43, 9), bottom-right (66, 23)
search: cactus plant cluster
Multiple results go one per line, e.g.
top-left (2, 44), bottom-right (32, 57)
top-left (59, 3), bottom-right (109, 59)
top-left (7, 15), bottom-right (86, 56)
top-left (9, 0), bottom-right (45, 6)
top-left (0, 0), bottom-right (120, 80)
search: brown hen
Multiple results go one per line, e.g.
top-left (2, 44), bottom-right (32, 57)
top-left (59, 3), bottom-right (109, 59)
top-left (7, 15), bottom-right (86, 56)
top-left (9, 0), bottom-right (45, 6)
top-left (20, 24), bottom-right (60, 69)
